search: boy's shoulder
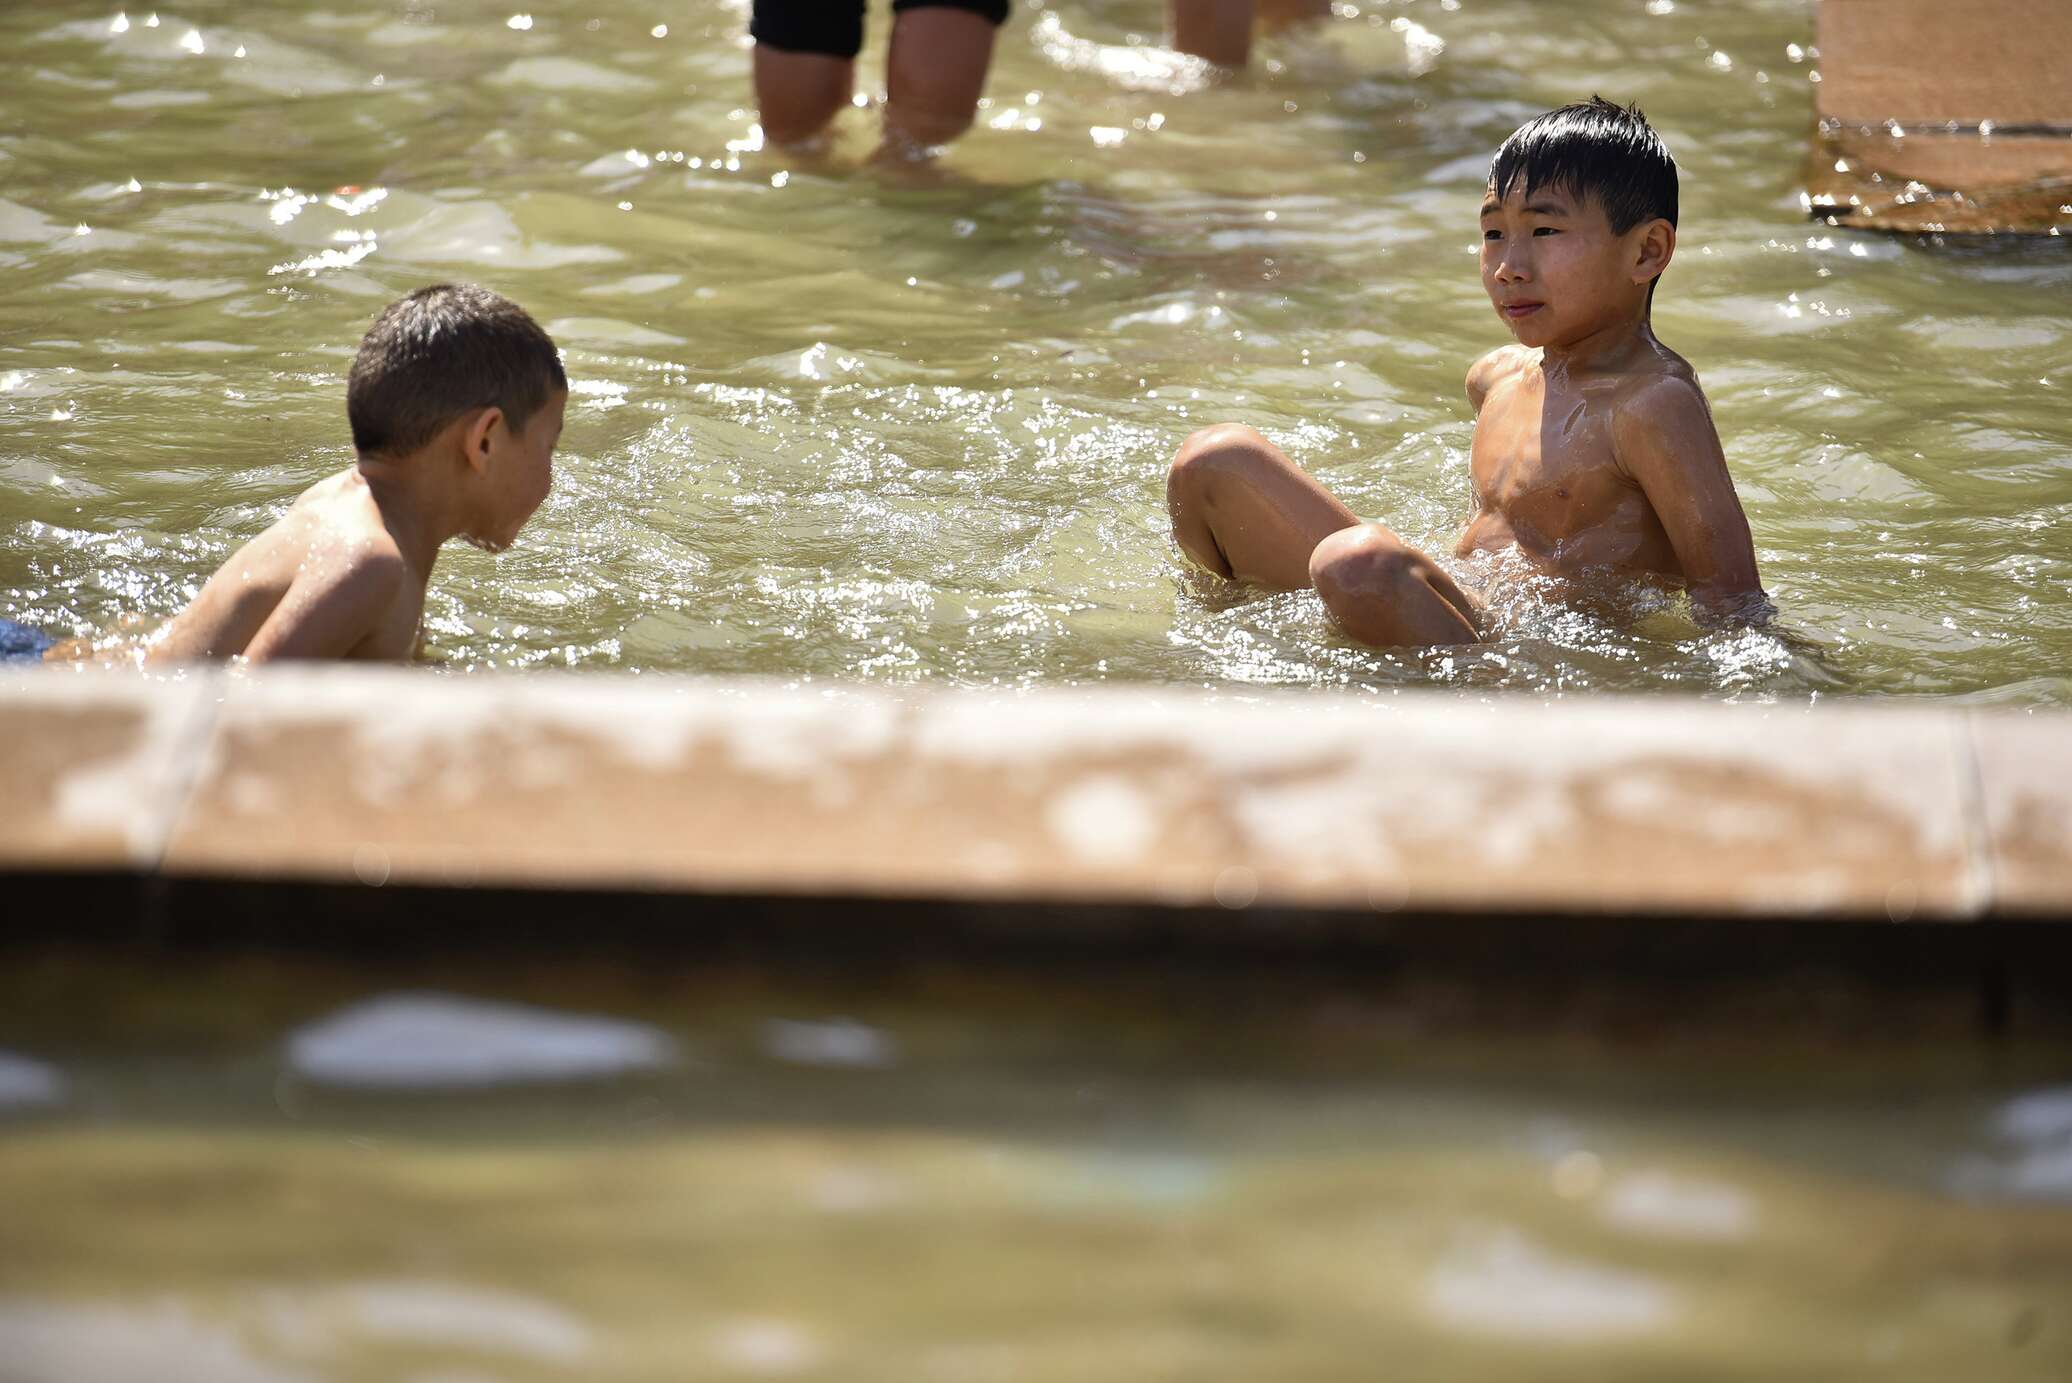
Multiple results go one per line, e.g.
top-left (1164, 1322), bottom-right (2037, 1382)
top-left (1464, 343), bottom-right (1536, 408)
top-left (1605, 347), bottom-right (1727, 484)
top-left (1605, 343), bottom-right (1709, 427)
top-left (251, 477), bottom-right (412, 660)
top-left (281, 471), bottom-right (411, 582)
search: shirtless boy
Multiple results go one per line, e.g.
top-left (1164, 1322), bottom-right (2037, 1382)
top-left (144, 283), bottom-right (565, 663)
top-left (1165, 97), bottom-right (1765, 646)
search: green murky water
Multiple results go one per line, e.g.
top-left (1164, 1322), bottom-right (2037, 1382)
top-left (2, 954), bottom-right (2071, 1380)
top-left (0, 0), bottom-right (2067, 698)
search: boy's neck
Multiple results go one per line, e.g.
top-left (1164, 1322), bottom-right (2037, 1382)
top-left (1537, 302), bottom-right (1658, 377)
top-left (354, 451), bottom-right (467, 572)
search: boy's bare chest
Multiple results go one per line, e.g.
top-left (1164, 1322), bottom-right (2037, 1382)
top-left (1468, 378), bottom-right (1636, 531)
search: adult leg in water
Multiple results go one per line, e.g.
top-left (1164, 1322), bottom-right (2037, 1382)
top-left (879, 5), bottom-right (999, 157)
top-left (1169, 0), bottom-right (1333, 66)
top-left (751, 1), bottom-right (863, 146)
top-left (1170, 0), bottom-right (1252, 66)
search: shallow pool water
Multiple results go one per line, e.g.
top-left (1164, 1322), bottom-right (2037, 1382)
top-left (2, 953), bottom-right (2071, 1380)
top-left (1, 0), bottom-right (2067, 700)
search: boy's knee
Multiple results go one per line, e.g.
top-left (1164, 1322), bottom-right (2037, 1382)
top-left (1309, 524), bottom-right (1420, 601)
top-left (1176, 421), bottom-right (1266, 460)
top-left (1169, 423), bottom-right (1267, 493)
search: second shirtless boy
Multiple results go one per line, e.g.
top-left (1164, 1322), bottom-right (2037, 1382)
top-left (1167, 97), bottom-right (1766, 646)
top-left (143, 284), bottom-right (565, 664)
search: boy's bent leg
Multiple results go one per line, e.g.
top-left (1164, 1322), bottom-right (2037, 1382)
top-left (881, 3), bottom-right (1004, 155)
top-left (1166, 423), bottom-right (1361, 590)
top-left (751, 1), bottom-right (863, 145)
top-left (1309, 524), bottom-right (1480, 647)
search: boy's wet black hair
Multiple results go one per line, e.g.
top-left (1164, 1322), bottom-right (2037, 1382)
top-left (347, 283), bottom-right (565, 459)
top-left (1489, 96), bottom-right (1678, 234)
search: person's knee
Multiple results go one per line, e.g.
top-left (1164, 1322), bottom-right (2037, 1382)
top-left (1309, 524), bottom-right (1420, 606)
top-left (1169, 423), bottom-right (1267, 500)
top-left (754, 49), bottom-right (853, 144)
top-left (762, 98), bottom-right (847, 145)
top-left (887, 101), bottom-right (976, 149)
top-left (884, 8), bottom-right (995, 149)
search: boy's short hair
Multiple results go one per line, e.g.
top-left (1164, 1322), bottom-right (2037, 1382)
top-left (1490, 96), bottom-right (1678, 234)
top-left (347, 283), bottom-right (565, 459)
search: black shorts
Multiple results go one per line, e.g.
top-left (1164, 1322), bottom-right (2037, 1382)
top-left (751, 0), bottom-right (1011, 61)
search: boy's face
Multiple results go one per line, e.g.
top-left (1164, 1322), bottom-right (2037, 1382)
top-left (479, 388), bottom-right (564, 550)
top-left (1478, 182), bottom-right (1661, 349)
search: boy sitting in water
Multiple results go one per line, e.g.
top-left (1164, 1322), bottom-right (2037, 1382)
top-left (1165, 98), bottom-right (1765, 646)
top-left (143, 283), bottom-right (565, 664)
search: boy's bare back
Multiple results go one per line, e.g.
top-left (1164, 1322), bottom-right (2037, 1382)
top-left (146, 472), bottom-right (419, 664)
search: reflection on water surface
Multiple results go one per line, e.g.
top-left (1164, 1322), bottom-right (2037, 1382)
top-left (0, 0), bottom-right (2067, 699)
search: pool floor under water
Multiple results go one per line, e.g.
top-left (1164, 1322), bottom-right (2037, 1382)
top-left (1, 951), bottom-right (2070, 1381)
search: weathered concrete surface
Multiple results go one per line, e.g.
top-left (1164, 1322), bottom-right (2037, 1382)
top-left (2, 666), bottom-right (2063, 921)
top-left (1970, 712), bottom-right (2072, 917)
top-left (0, 669), bottom-right (217, 873)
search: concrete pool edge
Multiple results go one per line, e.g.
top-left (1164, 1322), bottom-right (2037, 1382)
top-left (2, 666), bottom-right (2065, 924)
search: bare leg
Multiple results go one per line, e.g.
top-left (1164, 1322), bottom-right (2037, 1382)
top-left (1167, 423), bottom-right (1361, 589)
top-left (754, 45), bottom-right (853, 146)
top-left (878, 6), bottom-right (997, 159)
top-left (1171, 0), bottom-right (1253, 66)
top-left (1310, 524), bottom-right (1481, 646)
top-left (1257, 0), bottom-right (1332, 31)
top-left (1168, 423), bottom-right (1479, 646)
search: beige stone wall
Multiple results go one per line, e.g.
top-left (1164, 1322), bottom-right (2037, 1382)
top-left (1808, 0), bottom-right (2072, 233)
top-left (3, 667), bottom-right (2066, 921)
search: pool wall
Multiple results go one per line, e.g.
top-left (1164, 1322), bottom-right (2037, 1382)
top-left (1809, 0), bottom-right (2072, 233)
top-left (4, 664), bottom-right (2066, 909)
top-left (4, 667), bottom-right (2070, 1035)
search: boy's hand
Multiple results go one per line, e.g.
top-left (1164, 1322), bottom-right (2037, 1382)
top-left (1612, 377), bottom-right (1767, 620)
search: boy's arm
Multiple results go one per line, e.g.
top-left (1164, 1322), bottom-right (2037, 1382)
top-left (1464, 347), bottom-right (1510, 413)
top-left (242, 550), bottom-right (405, 662)
top-left (1612, 378), bottom-right (1767, 621)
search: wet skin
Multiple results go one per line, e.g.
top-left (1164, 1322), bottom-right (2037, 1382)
top-left (143, 390), bottom-right (564, 665)
top-left (1167, 181), bottom-right (1764, 646)
top-left (1463, 341), bottom-right (1698, 579)
top-left (754, 7), bottom-right (998, 160)
top-left (1170, 0), bottom-right (1333, 66)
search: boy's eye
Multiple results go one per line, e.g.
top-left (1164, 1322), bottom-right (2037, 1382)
top-left (1532, 226), bottom-right (1560, 236)
top-left (1482, 228), bottom-right (1502, 241)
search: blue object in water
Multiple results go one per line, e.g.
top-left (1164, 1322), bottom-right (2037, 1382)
top-left (0, 619), bottom-right (54, 663)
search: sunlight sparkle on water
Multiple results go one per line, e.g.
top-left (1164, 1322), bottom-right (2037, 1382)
top-left (1, 0), bottom-right (2066, 700)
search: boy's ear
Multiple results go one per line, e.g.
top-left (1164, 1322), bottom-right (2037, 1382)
top-left (1632, 217), bottom-right (1675, 287)
top-left (459, 406), bottom-right (505, 474)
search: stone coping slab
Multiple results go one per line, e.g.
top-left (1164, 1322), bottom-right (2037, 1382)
top-left (0, 666), bottom-right (2065, 921)
top-left (1807, 0), bottom-right (2072, 234)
